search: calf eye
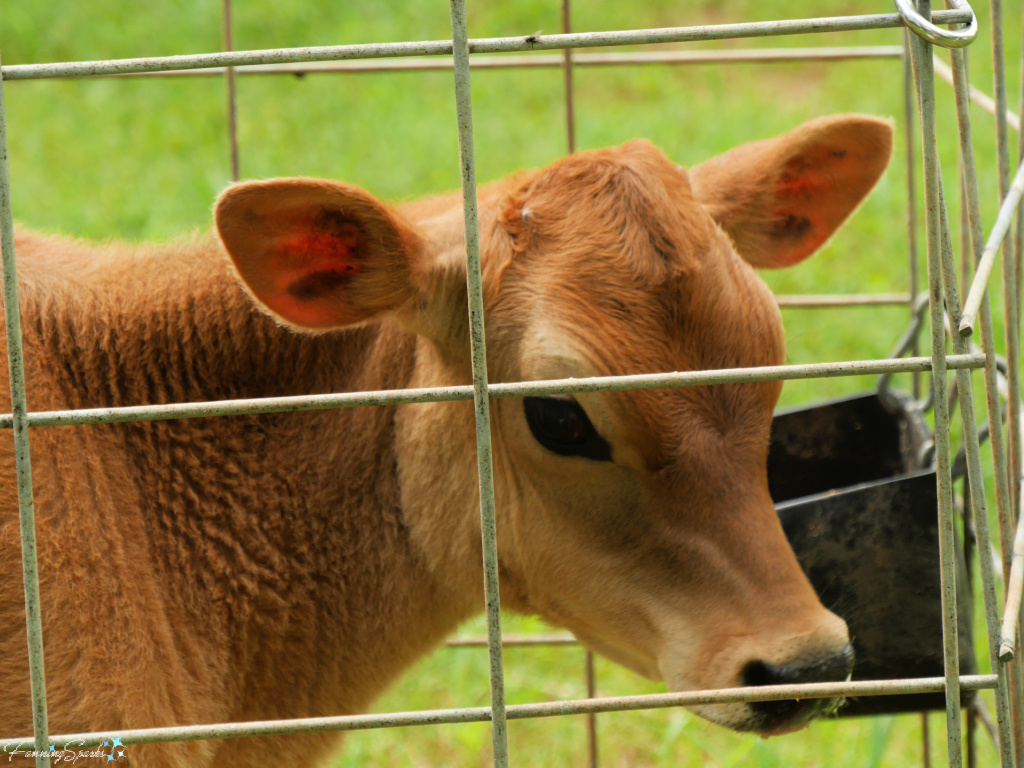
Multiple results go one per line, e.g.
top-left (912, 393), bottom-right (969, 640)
top-left (523, 397), bottom-right (612, 462)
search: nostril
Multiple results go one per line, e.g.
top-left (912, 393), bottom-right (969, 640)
top-left (741, 660), bottom-right (773, 688)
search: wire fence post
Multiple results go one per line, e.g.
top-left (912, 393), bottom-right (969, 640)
top-left (558, 5), bottom-right (596, 765)
top-left (906, 3), bottom-right (963, 764)
top-left (955, 142), bottom-right (988, 768)
top-left (0, 39), bottom-right (50, 768)
top-left (447, 2), bottom-right (509, 766)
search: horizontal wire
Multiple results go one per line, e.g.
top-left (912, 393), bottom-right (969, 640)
top-left (0, 11), bottom-right (968, 81)
top-left (0, 674), bottom-right (998, 751)
top-left (10, 47), bottom-right (904, 80)
top-left (0, 353), bottom-right (985, 429)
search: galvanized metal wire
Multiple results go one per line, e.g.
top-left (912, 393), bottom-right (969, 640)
top-left (985, 0), bottom-right (1024, 749)
top-left (0, 354), bottom-right (987, 429)
top-left (946, 30), bottom-right (1020, 768)
top-left (0, 42), bottom-right (49, 768)
top-left (959, 154), bottom-right (1024, 335)
top-left (447, 1), bottom-right (509, 763)
top-left (895, 0), bottom-right (978, 48)
top-left (1001, 506), bottom-right (1024, 659)
top-left (0, 10), bottom-right (971, 81)
top-left (905, 11), bottom-right (963, 761)
top-left (0, 675), bottom-right (1002, 753)
top-left (0, 2), bottom-right (1021, 767)
top-left (14, 47), bottom-right (904, 79)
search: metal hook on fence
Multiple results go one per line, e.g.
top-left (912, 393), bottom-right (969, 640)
top-left (894, 0), bottom-right (978, 49)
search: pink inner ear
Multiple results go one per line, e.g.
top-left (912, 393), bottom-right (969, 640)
top-left (766, 167), bottom-right (837, 266)
top-left (280, 231), bottom-right (361, 262)
top-left (273, 228), bottom-right (361, 291)
top-left (775, 171), bottom-right (830, 198)
top-left (260, 223), bottom-right (366, 327)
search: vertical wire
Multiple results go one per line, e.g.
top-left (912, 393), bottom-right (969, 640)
top-left (990, 18), bottom-right (1024, 751)
top-left (957, 62), bottom-right (975, 758)
top-left (559, 3), bottom-right (593, 763)
top-left (992, 0), bottom-right (1024, 748)
top-left (223, 0), bottom-right (240, 181)
top-left (585, 650), bottom-right (598, 768)
top-left (923, 712), bottom-right (932, 768)
top-left (939, 179), bottom-right (1016, 768)
top-left (966, 699), bottom-right (976, 768)
top-left (447, 3), bottom-right (509, 766)
top-left (1010, 2), bottom-right (1024, 755)
top-left (561, 0), bottom-right (576, 155)
top-left (906, 32), bottom-right (922, 398)
top-left (991, 0), bottom-right (1023, 535)
top-left (906, 6), bottom-right (963, 764)
top-left (0, 42), bottom-right (50, 768)
top-left (947, 35), bottom-right (1018, 768)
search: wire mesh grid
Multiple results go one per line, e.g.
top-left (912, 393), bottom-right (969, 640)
top-left (0, 1), bottom-right (1022, 767)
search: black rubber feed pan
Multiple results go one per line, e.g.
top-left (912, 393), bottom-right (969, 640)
top-left (767, 392), bottom-right (975, 717)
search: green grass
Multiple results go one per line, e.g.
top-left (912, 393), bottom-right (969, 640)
top-left (1, 1), bottom-right (1021, 766)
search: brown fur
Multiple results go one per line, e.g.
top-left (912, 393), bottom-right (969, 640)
top-left (0, 115), bottom-right (892, 766)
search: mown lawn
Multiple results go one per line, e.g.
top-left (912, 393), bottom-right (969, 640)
top-left (1, 1), bottom-right (1020, 766)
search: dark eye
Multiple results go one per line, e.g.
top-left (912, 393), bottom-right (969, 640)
top-left (523, 397), bottom-right (612, 462)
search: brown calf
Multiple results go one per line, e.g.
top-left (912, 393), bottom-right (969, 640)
top-left (0, 114), bottom-right (892, 767)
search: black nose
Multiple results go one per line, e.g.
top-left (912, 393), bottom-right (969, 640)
top-left (742, 644), bottom-right (854, 720)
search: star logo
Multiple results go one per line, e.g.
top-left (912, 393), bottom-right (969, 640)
top-left (101, 735), bottom-right (127, 761)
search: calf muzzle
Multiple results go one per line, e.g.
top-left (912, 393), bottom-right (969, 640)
top-left (741, 643), bottom-right (855, 733)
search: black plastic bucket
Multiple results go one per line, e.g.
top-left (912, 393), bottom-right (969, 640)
top-left (768, 392), bottom-right (975, 717)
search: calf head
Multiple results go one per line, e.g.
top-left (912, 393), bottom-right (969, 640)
top-left (216, 115), bottom-right (893, 734)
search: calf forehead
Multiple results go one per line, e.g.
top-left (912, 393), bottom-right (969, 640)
top-left (497, 140), bottom-right (714, 283)
top-left (500, 216), bottom-right (784, 378)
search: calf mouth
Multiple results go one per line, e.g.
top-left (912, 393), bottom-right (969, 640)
top-left (749, 694), bottom-right (845, 737)
top-left (689, 691), bottom-right (844, 737)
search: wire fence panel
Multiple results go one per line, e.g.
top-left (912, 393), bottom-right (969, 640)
top-left (0, 2), bottom-right (1022, 767)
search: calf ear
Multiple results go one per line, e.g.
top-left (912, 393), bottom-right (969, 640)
top-left (689, 115), bottom-right (893, 268)
top-left (215, 179), bottom-right (425, 330)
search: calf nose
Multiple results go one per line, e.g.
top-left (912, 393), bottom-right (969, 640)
top-left (742, 644), bottom-right (854, 721)
top-left (743, 643), bottom-right (854, 687)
